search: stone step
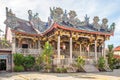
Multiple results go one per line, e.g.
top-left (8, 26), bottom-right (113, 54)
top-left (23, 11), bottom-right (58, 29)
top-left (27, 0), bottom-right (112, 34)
top-left (104, 65), bottom-right (112, 72)
top-left (82, 64), bottom-right (99, 73)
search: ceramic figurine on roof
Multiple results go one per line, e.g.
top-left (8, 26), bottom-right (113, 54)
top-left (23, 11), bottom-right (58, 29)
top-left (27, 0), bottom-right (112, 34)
top-left (32, 13), bottom-right (41, 29)
top-left (108, 22), bottom-right (115, 32)
top-left (101, 18), bottom-right (108, 31)
top-left (92, 16), bottom-right (100, 31)
top-left (28, 10), bottom-right (47, 32)
top-left (4, 7), bottom-right (18, 29)
top-left (68, 10), bottom-right (77, 27)
top-left (68, 10), bottom-right (81, 27)
top-left (28, 10), bottom-right (33, 21)
top-left (62, 10), bottom-right (68, 23)
top-left (50, 7), bottom-right (63, 22)
top-left (84, 14), bottom-right (89, 25)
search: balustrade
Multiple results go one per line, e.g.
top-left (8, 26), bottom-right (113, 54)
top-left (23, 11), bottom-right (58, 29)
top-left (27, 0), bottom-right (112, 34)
top-left (15, 48), bottom-right (42, 54)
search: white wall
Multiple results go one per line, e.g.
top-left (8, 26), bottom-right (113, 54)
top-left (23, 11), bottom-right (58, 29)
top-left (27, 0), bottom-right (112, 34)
top-left (6, 27), bottom-right (12, 43)
top-left (114, 51), bottom-right (120, 55)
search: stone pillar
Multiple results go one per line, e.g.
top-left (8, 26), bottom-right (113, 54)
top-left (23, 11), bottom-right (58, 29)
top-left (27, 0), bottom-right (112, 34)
top-left (38, 40), bottom-right (41, 54)
top-left (12, 34), bottom-right (16, 71)
top-left (57, 35), bottom-right (60, 64)
top-left (102, 41), bottom-right (105, 57)
top-left (12, 37), bottom-right (16, 53)
top-left (79, 44), bottom-right (81, 56)
top-left (95, 40), bottom-right (97, 61)
top-left (87, 45), bottom-right (90, 58)
top-left (70, 37), bottom-right (72, 63)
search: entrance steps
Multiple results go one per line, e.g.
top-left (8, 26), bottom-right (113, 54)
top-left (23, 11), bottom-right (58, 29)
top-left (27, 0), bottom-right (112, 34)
top-left (64, 65), bottom-right (77, 72)
top-left (104, 65), bottom-right (112, 72)
top-left (82, 64), bottom-right (99, 73)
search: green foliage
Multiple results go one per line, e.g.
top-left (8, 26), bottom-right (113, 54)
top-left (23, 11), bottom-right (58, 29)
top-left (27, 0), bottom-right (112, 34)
top-left (36, 55), bottom-right (43, 65)
top-left (42, 41), bottom-right (53, 57)
top-left (112, 58), bottom-right (120, 69)
top-left (98, 57), bottom-right (105, 70)
top-left (41, 41), bottom-right (53, 70)
top-left (14, 53), bottom-right (35, 71)
top-left (14, 65), bottom-right (24, 72)
top-left (13, 53), bottom-right (24, 66)
top-left (23, 55), bottom-right (35, 70)
top-left (76, 56), bottom-right (85, 67)
top-left (56, 67), bottom-right (67, 73)
top-left (0, 38), bottom-right (10, 48)
top-left (107, 44), bottom-right (114, 70)
top-left (33, 65), bottom-right (43, 71)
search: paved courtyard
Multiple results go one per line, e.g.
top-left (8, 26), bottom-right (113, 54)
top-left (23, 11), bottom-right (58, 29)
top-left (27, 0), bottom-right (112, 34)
top-left (0, 69), bottom-right (120, 80)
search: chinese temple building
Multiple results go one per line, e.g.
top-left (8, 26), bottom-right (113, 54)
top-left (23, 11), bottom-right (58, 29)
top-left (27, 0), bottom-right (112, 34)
top-left (3, 7), bottom-right (115, 72)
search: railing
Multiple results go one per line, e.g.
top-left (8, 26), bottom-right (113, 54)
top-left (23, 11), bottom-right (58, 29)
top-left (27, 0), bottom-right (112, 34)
top-left (15, 48), bottom-right (42, 54)
top-left (0, 48), bottom-right (12, 51)
top-left (52, 58), bottom-right (71, 65)
top-left (52, 58), bottom-right (96, 65)
top-left (54, 50), bottom-right (102, 58)
top-left (72, 51), bottom-right (101, 58)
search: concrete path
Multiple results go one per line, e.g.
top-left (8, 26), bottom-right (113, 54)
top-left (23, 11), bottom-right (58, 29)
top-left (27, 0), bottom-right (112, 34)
top-left (0, 69), bottom-right (120, 80)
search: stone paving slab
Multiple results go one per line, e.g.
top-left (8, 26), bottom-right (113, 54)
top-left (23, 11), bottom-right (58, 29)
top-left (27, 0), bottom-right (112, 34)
top-left (0, 69), bottom-right (120, 80)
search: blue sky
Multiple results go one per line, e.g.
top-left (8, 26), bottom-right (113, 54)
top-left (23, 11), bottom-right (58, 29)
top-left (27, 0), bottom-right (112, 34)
top-left (0, 0), bottom-right (120, 47)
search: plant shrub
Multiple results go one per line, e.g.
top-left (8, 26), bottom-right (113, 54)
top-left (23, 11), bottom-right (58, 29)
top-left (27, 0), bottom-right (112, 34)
top-left (107, 45), bottom-right (114, 70)
top-left (13, 53), bottom-right (24, 66)
top-left (23, 55), bottom-right (35, 70)
top-left (33, 65), bottom-right (43, 71)
top-left (76, 56), bottom-right (85, 67)
top-left (56, 67), bottom-right (67, 73)
top-left (14, 65), bottom-right (24, 72)
top-left (98, 57), bottom-right (105, 71)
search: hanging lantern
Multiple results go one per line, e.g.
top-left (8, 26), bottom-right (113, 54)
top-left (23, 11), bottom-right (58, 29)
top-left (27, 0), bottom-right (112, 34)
top-left (62, 43), bottom-right (66, 50)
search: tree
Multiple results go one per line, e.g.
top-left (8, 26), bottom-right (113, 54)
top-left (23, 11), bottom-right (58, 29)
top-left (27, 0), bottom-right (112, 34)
top-left (42, 41), bottom-right (53, 63)
top-left (0, 38), bottom-right (10, 48)
top-left (107, 44), bottom-right (114, 70)
top-left (41, 41), bottom-right (53, 71)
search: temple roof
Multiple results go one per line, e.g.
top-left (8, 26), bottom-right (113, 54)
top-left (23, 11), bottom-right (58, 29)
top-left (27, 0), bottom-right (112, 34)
top-left (4, 7), bottom-right (115, 36)
top-left (114, 46), bottom-right (120, 51)
top-left (14, 17), bottom-right (37, 34)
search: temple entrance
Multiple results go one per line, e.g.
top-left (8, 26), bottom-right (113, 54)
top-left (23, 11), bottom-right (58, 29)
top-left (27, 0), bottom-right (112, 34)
top-left (22, 44), bottom-right (28, 48)
top-left (0, 59), bottom-right (6, 71)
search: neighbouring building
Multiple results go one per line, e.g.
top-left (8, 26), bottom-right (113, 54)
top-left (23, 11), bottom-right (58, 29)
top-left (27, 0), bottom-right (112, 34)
top-left (2, 7), bottom-right (115, 72)
top-left (114, 46), bottom-right (120, 59)
top-left (0, 28), bottom-right (12, 72)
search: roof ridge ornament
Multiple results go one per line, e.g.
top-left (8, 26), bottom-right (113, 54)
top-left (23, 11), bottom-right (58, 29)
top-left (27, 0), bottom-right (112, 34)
top-left (84, 14), bottom-right (89, 25)
top-left (92, 16), bottom-right (100, 31)
top-left (101, 18), bottom-right (108, 31)
top-left (5, 7), bottom-right (18, 29)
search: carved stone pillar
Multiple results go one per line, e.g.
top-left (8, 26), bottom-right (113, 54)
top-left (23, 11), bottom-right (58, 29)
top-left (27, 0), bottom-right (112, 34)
top-left (87, 44), bottom-right (90, 58)
top-left (94, 40), bottom-right (97, 61)
top-left (101, 40), bottom-right (105, 57)
top-left (57, 35), bottom-right (60, 64)
top-left (12, 33), bottom-right (16, 71)
top-left (38, 39), bottom-right (41, 54)
top-left (12, 37), bottom-right (16, 53)
top-left (18, 38), bottom-right (21, 48)
top-left (70, 36), bottom-right (72, 63)
top-left (79, 44), bottom-right (81, 56)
